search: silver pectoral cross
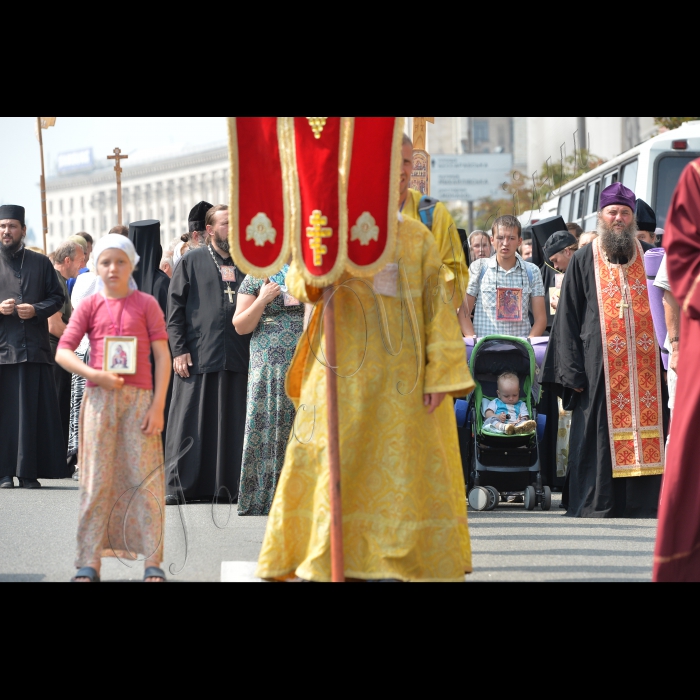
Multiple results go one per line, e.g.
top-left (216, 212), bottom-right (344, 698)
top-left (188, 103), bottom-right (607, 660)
top-left (225, 285), bottom-right (235, 304)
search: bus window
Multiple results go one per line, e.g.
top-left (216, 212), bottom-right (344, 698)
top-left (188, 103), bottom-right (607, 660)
top-left (654, 154), bottom-right (698, 228)
top-left (558, 193), bottom-right (572, 221)
top-left (584, 180), bottom-right (601, 231)
top-left (621, 160), bottom-right (639, 191)
top-left (572, 188), bottom-right (585, 224)
top-left (603, 171), bottom-right (618, 189)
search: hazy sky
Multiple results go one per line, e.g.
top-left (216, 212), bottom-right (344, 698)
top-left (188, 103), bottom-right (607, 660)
top-left (0, 117), bottom-right (228, 242)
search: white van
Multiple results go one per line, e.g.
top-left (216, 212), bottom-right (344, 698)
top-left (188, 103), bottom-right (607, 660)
top-left (519, 120), bottom-right (700, 231)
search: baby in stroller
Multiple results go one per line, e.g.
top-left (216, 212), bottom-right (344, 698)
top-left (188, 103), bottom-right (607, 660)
top-left (483, 372), bottom-right (538, 436)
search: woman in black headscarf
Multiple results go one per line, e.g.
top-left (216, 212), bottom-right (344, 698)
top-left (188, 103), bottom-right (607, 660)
top-left (129, 220), bottom-right (170, 315)
top-left (129, 220), bottom-right (173, 445)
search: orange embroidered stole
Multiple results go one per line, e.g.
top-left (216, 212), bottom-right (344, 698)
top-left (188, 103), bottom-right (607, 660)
top-left (592, 239), bottom-right (665, 478)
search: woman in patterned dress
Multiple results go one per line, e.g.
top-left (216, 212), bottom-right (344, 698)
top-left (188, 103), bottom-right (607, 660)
top-left (233, 266), bottom-right (305, 516)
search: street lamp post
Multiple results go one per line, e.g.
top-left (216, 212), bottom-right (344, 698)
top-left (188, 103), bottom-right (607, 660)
top-left (577, 116), bottom-right (587, 152)
top-left (467, 116), bottom-right (475, 233)
top-left (36, 117), bottom-right (56, 254)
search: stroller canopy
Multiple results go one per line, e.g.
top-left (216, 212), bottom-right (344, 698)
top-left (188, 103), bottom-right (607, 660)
top-left (470, 336), bottom-right (540, 403)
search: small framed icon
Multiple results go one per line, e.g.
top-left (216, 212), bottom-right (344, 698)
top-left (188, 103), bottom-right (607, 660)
top-left (103, 336), bottom-right (138, 375)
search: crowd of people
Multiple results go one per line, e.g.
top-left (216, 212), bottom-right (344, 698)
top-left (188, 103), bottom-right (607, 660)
top-left (1, 131), bottom-right (699, 582)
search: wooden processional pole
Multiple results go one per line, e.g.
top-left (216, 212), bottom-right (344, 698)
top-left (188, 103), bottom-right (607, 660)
top-left (37, 117), bottom-right (49, 254)
top-left (108, 148), bottom-right (129, 225)
top-left (324, 291), bottom-right (345, 582)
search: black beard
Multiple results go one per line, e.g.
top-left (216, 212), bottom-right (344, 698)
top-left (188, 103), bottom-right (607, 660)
top-left (0, 239), bottom-right (23, 258)
top-left (215, 235), bottom-right (230, 254)
top-left (598, 218), bottom-right (637, 261)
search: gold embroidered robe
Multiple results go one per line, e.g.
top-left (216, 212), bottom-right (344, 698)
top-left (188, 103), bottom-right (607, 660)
top-left (256, 217), bottom-right (475, 582)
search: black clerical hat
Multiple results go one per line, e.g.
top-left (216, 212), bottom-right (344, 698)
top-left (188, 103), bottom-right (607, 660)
top-left (544, 231), bottom-right (578, 258)
top-left (0, 205), bottom-right (25, 226)
top-left (532, 216), bottom-right (567, 250)
top-left (522, 226), bottom-right (533, 242)
top-left (636, 199), bottom-right (657, 233)
top-left (188, 201), bottom-right (213, 233)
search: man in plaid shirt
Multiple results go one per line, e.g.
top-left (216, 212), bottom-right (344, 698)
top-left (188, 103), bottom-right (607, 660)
top-left (460, 215), bottom-right (546, 339)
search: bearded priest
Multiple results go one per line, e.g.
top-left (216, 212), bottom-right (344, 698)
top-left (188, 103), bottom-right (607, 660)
top-left (541, 183), bottom-right (664, 518)
top-left (165, 205), bottom-right (252, 505)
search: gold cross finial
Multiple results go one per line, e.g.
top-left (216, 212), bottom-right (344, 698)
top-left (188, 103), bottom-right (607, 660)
top-left (306, 117), bottom-right (328, 139)
top-left (306, 210), bottom-right (333, 267)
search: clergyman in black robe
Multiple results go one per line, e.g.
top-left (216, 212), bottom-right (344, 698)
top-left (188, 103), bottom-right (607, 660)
top-left (529, 216), bottom-right (567, 489)
top-left (0, 205), bottom-right (69, 489)
top-left (541, 186), bottom-right (661, 518)
top-left (165, 205), bottom-right (251, 504)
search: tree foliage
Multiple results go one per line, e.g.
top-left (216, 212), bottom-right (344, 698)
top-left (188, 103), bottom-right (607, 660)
top-left (655, 117), bottom-right (700, 130)
top-left (474, 150), bottom-right (606, 231)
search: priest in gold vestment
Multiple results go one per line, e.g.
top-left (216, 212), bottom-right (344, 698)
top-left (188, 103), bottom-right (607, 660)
top-left (256, 215), bottom-right (475, 582)
top-left (400, 135), bottom-right (469, 311)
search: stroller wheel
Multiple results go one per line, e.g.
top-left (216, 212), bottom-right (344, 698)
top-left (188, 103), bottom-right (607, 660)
top-left (524, 486), bottom-right (537, 511)
top-left (485, 486), bottom-right (500, 512)
top-left (468, 487), bottom-right (491, 512)
top-left (541, 486), bottom-right (552, 512)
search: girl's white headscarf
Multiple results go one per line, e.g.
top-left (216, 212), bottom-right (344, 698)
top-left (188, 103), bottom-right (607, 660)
top-left (93, 234), bottom-right (141, 292)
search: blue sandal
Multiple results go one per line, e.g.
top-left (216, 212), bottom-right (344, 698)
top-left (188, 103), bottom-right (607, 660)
top-left (72, 567), bottom-right (100, 583)
top-left (144, 567), bottom-right (167, 582)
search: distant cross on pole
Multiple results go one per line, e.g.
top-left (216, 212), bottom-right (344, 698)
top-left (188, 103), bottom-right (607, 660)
top-left (107, 148), bottom-right (129, 225)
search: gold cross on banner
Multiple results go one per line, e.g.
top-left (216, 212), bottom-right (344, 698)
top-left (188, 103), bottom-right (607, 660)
top-left (306, 210), bottom-right (333, 267)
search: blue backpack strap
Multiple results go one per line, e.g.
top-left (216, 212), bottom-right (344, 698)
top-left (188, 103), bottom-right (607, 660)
top-left (418, 196), bottom-right (440, 231)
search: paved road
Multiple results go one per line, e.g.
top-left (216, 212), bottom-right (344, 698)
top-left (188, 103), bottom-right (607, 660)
top-left (0, 483), bottom-right (657, 582)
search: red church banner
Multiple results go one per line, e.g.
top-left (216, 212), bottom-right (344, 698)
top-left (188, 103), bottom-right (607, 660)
top-left (228, 117), bottom-right (290, 278)
top-left (346, 117), bottom-right (403, 277)
top-left (279, 117), bottom-right (352, 288)
top-left (229, 116), bottom-right (405, 286)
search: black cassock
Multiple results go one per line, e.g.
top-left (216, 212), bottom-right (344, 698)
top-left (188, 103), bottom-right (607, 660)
top-left (537, 263), bottom-right (563, 488)
top-left (0, 247), bottom-right (70, 480)
top-left (165, 247), bottom-right (251, 502)
top-left (541, 244), bottom-right (661, 518)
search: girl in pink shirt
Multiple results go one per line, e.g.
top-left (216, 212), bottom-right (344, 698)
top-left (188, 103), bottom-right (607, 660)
top-left (57, 235), bottom-right (171, 583)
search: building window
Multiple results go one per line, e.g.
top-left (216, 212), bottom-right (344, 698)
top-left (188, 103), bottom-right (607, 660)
top-left (474, 120), bottom-right (490, 144)
top-left (59, 200), bottom-right (63, 215)
top-left (81, 197), bottom-right (85, 212)
top-left (49, 201), bottom-right (53, 216)
top-left (60, 221), bottom-right (64, 236)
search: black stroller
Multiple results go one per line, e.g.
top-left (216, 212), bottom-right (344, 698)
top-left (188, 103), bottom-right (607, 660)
top-left (463, 336), bottom-right (551, 512)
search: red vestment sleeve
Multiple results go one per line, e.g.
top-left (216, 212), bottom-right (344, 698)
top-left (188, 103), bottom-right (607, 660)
top-left (665, 160), bottom-right (700, 317)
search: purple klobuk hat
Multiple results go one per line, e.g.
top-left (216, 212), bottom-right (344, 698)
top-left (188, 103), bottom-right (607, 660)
top-left (600, 183), bottom-right (637, 212)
